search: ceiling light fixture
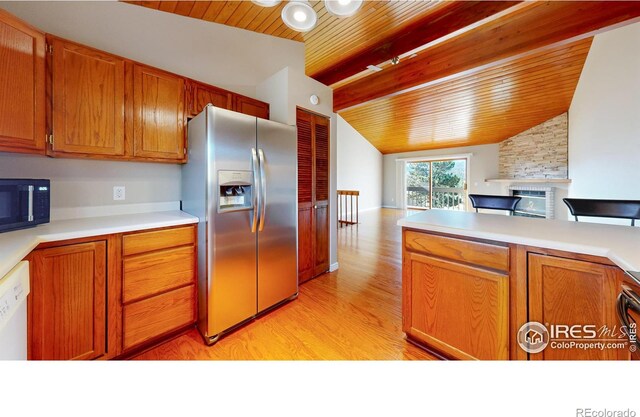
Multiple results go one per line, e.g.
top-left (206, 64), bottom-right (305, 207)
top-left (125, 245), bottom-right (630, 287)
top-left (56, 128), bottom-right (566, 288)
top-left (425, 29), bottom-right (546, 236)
top-left (282, 1), bottom-right (317, 33)
top-left (324, 0), bottom-right (363, 18)
top-left (391, 56), bottom-right (401, 65)
top-left (251, 0), bottom-right (282, 7)
top-left (253, 0), bottom-right (364, 33)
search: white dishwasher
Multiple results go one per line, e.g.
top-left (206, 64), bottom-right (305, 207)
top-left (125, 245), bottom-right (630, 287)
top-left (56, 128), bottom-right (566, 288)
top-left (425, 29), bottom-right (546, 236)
top-left (0, 261), bottom-right (30, 360)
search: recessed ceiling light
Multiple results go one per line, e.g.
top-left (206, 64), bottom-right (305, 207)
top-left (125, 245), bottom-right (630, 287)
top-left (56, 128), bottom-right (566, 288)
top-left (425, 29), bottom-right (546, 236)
top-left (251, 0), bottom-right (281, 7)
top-left (282, 1), bottom-right (317, 32)
top-left (325, 0), bottom-right (363, 18)
top-left (293, 10), bottom-right (307, 22)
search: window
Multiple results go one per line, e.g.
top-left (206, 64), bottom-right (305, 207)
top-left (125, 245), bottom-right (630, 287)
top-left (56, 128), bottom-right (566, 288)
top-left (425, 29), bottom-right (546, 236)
top-left (405, 159), bottom-right (468, 210)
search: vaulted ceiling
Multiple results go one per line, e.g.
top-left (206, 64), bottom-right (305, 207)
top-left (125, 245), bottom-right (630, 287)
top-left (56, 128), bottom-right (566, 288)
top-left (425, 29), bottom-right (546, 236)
top-left (125, 1), bottom-right (640, 154)
top-left (340, 38), bottom-right (592, 154)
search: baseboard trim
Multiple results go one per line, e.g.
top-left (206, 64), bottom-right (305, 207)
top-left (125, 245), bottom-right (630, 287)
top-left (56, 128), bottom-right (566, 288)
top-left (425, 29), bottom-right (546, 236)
top-left (329, 262), bottom-right (339, 272)
top-left (382, 205), bottom-right (398, 209)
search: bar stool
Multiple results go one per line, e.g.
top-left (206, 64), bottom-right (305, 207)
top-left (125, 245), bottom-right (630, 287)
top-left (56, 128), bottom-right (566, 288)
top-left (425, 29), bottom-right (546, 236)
top-left (468, 194), bottom-right (521, 215)
top-left (563, 198), bottom-right (640, 226)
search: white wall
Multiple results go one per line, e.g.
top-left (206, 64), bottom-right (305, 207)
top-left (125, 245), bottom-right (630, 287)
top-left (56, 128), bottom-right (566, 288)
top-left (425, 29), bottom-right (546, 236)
top-left (0, 153), bottom-right (181, 220)
top-left (0, 1), bottom-right (304, 96)
top-left (336, 116), bottom-right (382, 212)
top-left (568, 21), bottom-right (640, 224)
top-left (382, 144), bottom-right (501, 208)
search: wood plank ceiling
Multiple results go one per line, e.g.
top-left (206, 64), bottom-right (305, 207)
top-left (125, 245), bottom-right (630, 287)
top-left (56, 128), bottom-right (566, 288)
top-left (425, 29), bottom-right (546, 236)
top-left (340, 38), bottom-right (593, 154)
top-left (123, 1), bottom-right (640, 154)
top-left (123, 1), bottom-right (451, 78)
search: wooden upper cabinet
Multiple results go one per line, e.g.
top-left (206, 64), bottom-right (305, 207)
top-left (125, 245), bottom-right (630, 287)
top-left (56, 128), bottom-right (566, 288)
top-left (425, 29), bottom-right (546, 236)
top-left (528, 254), bottom-right (624, 360)
top-left (28, 241), bottom-right (107, 360)
top-left (0, 10), bottom-right (45, 154)
top-left (50, 37), bottom-right (126, 157)
top-left (188, 80), bottom-right (232, 118)
top-left (234, 94), bottom-right (269, 120)
top-left (132, 64), bottom-right (186, 161)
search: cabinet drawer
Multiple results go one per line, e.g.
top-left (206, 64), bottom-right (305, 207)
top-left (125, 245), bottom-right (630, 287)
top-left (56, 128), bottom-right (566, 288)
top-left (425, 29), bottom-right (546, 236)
top-left (123, 285), bottom-right (195, 350)
top-left (404, 230), bottom-right (509, 272)
top-left (123, 225), bottom-right (195, 256)
top-left (123, 246), bottom-right (195, 303)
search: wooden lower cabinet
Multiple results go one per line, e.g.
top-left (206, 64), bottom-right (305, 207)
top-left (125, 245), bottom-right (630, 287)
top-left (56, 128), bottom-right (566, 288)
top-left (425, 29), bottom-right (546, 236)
top-left (120, 225), bottom-right (197, 354)
top-left (403, 239), bottom-right (510, 360)
top-left (25, 224), bottom-right (197, 360)
top-left (28, 241), bottom-right (107, 360)
top-left (123, 285), bottom-right (196, 350)
top-left (528, 253), bottom-right (624, 360)
top-left (403, 228), bottom-right (634, 361)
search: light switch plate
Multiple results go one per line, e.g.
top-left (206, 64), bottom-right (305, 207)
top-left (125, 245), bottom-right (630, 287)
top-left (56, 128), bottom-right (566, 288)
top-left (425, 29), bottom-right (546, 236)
top-left (113, 186), bottom-right (125, 201)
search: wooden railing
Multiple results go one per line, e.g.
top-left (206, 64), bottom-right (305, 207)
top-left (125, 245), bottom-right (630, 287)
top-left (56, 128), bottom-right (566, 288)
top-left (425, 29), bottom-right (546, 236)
top-left (406, 187), bottom-right (466, 210)
top-left (338, 190), bottom-right (359, 227)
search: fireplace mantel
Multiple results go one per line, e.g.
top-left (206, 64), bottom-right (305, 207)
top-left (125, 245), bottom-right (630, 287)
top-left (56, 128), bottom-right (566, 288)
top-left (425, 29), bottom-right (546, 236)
top-left (485, 178), bottom-right (572, 184)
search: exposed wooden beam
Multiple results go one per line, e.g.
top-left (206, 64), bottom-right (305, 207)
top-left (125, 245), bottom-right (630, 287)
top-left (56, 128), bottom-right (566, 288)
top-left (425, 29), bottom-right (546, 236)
top-left (309, 1), bottom-right (520, 87)
top-left (333, 1), bottom-right (640, 112)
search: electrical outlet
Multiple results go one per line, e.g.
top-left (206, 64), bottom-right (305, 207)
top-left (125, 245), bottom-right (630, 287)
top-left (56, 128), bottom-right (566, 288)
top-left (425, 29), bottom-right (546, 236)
top-left (113, 186), bottom-right (125, 201)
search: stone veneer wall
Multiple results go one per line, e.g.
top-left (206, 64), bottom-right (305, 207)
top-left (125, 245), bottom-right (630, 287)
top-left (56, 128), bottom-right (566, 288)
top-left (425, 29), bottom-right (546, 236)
top-left (499, 113), bottom-right (568, 179)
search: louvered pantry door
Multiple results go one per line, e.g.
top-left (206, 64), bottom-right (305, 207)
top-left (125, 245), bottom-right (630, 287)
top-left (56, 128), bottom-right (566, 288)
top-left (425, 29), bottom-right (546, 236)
top-left (296, 108), bottom-right (330, 283)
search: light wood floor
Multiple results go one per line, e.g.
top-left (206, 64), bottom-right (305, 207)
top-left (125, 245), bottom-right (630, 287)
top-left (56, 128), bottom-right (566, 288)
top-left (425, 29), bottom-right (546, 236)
top-left (133, 208), bottom-right (436, 360)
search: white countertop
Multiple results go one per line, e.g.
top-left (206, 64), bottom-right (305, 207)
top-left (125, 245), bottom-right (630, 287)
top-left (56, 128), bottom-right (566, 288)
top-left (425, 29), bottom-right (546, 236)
top-left (398, 210), bottom-right (640, 276)
top-left (0, 211), bottom-right (199, 279)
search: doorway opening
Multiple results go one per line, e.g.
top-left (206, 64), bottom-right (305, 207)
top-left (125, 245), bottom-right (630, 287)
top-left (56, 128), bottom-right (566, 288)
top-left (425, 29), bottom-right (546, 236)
top-left (405, 158), bottom-right (468, 211)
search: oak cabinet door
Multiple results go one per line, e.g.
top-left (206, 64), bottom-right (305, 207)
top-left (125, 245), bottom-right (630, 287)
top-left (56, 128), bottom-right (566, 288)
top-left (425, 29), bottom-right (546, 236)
top-left (50, 38), bottom-right (125, 156)
top-left (29, 241), bottom-right (107, 360)
top-left (0, 10), bottom-right (45, 153)
top-left (133, 64), bottom-right (186, 161)
top-left (234, 94), bottom-right (269, 120)
top-left (188, 80), bottom-right (232, 117)
top-left (404, 251), bottom-right (510, 360)
top-left (528, 254), bottom-right (623, 360)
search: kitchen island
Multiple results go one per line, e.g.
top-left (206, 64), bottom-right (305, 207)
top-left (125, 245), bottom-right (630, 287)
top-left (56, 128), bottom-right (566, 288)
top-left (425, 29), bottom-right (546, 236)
top-left (398, 210), bottom-right (640, 361)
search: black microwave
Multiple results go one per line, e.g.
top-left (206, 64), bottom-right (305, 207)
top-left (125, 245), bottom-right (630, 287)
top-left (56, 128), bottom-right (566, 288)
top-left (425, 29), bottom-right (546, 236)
top-left (0, 179), bottom-right (50, 233)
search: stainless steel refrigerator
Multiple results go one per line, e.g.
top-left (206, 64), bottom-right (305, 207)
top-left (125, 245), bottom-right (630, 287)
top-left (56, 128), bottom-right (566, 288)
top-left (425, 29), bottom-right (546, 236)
top-left (181, 105), bottom-right (298, 345)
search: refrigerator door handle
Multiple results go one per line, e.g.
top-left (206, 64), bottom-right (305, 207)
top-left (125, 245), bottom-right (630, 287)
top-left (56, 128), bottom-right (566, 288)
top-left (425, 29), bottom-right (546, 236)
top-left (258, 148), bottom-right (267, 232)
top-left (251, 147), bottom-right (260, 233)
